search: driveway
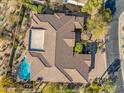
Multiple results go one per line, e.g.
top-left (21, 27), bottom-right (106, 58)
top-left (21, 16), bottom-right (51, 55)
top-left (105, 0), bottom-right (124, 93)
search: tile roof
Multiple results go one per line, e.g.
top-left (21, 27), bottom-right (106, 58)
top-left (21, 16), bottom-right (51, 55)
top-left (27, 13), bottom-right (91, 83)
top-left (36, 13), bottom-right (74, 30)
top-left (76, 0), bottom-right (89, 4)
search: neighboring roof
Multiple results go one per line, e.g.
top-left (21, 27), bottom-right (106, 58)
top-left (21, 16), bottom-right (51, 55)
top-left (32, 0), bottom-right (64, 4)
top-left (26, 13), bottom-right (91, 83)
top-left (64, 0), bottom-right (88, 6)
top-left (76, 0), bottom-right (89, 4)
top-left (32, 0), bottom-right (45, 4)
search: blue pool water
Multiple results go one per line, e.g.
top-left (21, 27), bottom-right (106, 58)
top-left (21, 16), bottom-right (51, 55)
top-left (19, 57), bottom-right (30, 80)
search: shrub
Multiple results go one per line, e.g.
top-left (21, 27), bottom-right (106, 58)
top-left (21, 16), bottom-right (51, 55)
top-left (86, 15), bottom-right (108, 41)
top-left (102, 8), bottom-right (112, 22)
top-left (74, 42), bottom-right (83, 53)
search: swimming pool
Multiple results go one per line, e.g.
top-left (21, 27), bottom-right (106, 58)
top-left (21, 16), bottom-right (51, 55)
top-left (19, 57), bottom-right (30, 80)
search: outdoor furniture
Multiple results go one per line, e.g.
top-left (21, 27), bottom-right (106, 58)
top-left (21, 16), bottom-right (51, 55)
top-left (37, 77), bottom-right (43, 82)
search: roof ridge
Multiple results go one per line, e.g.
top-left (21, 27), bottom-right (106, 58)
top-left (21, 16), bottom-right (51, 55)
top-left (54, 13), bottom-right (61, 19)
top-left (57, 16), bottom-right (75, 30)
top-left (76, 68), bottom-right (88, 82)
top-left (30, 52), bottom-right (51, 67)
top-left (33, 14), bottom-right (41, 23)
top-left (55, 65), bottom-right (73, 82)
top-left (76, 61), bottom-right (89, 82)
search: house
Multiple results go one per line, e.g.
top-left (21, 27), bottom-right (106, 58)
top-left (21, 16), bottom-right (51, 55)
top-left (63, 0), bottom-right (89, 12)
top-left (32, 0), bottom-right (63, 4)
top-left (32, 0), bottom-right (45, 4)
top-left (25, 13), bottom-right (106, 83)
top-left (31, 0), bottom-right (88, 6)
top-left (64, 0), bottom-right (88, 6)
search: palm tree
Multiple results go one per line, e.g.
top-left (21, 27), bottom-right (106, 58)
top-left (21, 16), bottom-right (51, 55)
top-left (84, 80), bottom-right (102, 93)
top-left (18, 0), bottom-right (43, 14)
top-left (18, 0), bottom-right (32, 4)
top-left (43, 83), bottom-right (73, 93)
top-left (102, 8), bottom-right (112, 22)
top-left (31, 5), bottom-right (43, 14)
top-left (101, 79), bottom-right (116, 93)
top-left (86, 15), bottom-right (108, 41)
top-left (83, 78), bottom-right (116, 93)
top-left (1, 76), bottom-right (14, 87)
top-left (81, 0), bottom-right (103, 15)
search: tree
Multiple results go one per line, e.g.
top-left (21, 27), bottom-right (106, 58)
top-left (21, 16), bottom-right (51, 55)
top-left (84, 80), bottom-right (102, 93)
top-left (31, 5), bottom-right (43, 14)
top-left (101, 79), bottom-right (116, 93)
top-left (18, 0), bottom-right (43, 14)
top-left (43, 83), bottom-right (73, 93)
top-left (0, 77), bottom-right (6, 93)
top-left (37, 5), bottom-right (43, 13)
top-left (81, 0), bottom-right (103, 15)
top-left (18, 0), bottom-right (32, 5)
top-left (86, 15), bottom-right (108, 41)
top-left (1, 76), bottom-right (14, 87)
top-left (102, 8), bottom-right (112, 22)
top-left (83, 78), bottom-right (116, 93)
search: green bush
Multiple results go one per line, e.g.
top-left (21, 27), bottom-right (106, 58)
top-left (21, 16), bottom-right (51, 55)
top-left (81, 0), bottom-right (102, 14)
top-left (86, 15), bottom-right (108, 41)
top-left (43, 83), bottom-right (73, 93)
top-left (102, 8), bottom-right (112, 22)
top-left (19, 0), bottom-right (43, 14)
top-left (74, 42), bottom-right (83, 53)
